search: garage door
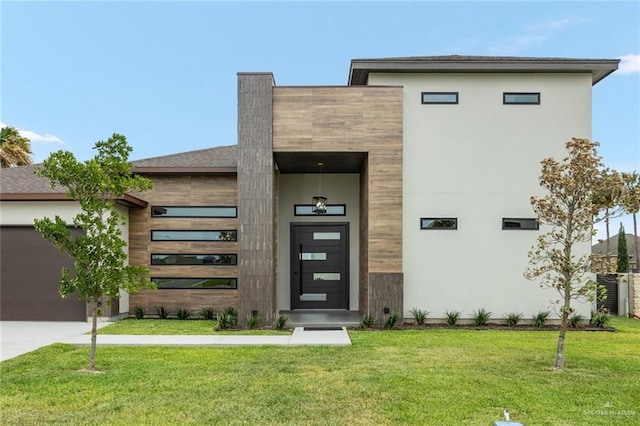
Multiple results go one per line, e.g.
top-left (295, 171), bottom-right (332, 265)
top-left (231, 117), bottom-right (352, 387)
top-left (1, 227), bottom-right (86, 321)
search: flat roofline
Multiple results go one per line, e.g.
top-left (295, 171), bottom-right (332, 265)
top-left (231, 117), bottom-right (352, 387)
top-left (349, 57), bottom-right (620, 86)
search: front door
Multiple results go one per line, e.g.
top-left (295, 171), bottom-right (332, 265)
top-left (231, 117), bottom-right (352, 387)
top-left (290, 223), bottom-right (349, 309)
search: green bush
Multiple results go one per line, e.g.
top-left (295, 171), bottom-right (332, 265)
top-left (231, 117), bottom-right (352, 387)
top-left (216, 311), bottom-right (238, 330)
top-left (134, 306), bottom-right (144, 320)
top-left (247, 312), bottom-right (261, 329)
top-left (361, 314), bottom-right (375, 329)
top-left (569, 313), bottom-right (584, 328)
top-left (272, 315), bottom-right (288, 331)
top-left (590, 311), bottom-right (610, 328)
top-left (503, 312), bottom-right (523, 327)
top-left (532, 311), bottom-right (550, 327)
top-left (410, 308), bottom-right (429, 326)
top-left (176, 308), bottom-right (190, 320)
top-left (384, 311), bottom-right (400, 329)
top-left (445, 310), bottom-right (461, 326)
top-left (200, 307), bottom-right (215, 321)
top-left (155, 306), bottom-right (169, 319)
top-left (472, 308), bottom-right (492, 326)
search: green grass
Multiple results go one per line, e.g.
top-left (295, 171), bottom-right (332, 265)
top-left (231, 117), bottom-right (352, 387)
top-left (1, 317), bottom-right (639, 425)
top-left (97, 319), bottom-right (290, 335)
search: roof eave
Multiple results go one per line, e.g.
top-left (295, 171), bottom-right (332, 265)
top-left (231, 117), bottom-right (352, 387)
top-left (132, 166), bottom-right (237, 176)
top-left (0, 192), bottom-right (148, 209)
top-left (349, 58), bottom-right (620, 86)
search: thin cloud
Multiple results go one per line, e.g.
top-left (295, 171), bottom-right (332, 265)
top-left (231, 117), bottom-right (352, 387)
top-left (490, 17), bottom-right (574, 55)
top-left (617, 54), bottom-right (640, 74)
top-left (0, 122), bottom-right (65, 144)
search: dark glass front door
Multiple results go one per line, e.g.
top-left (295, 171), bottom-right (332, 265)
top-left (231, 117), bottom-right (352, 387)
top-left (290, 223), bottom-right (349, 309)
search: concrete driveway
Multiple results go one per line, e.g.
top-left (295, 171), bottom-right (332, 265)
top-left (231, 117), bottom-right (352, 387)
top-left (0, 321), bottom-right (109, 362)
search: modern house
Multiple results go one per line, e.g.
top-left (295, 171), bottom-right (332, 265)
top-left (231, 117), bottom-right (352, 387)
top-left (0, 55), bottom-right (620, 323)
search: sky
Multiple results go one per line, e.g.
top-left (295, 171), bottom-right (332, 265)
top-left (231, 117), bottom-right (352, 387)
top-left (1, 0), bottom-right (639, 240)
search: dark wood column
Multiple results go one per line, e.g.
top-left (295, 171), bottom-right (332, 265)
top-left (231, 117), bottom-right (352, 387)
top-left (237, 73), bottom-right (277, 324)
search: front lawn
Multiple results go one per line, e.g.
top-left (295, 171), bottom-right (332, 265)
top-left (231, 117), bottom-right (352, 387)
top-left (97, 318), bottom-right (290, 335)
top-left (1, 317), bottom-right (638, 425)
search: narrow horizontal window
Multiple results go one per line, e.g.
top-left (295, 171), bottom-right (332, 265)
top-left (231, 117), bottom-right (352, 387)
top-left (503, 93), bottom-right (540, 105)
top-left (421, 92), bottom-right (458, 104)
top-left (151, 254), bottom-right (237, 265)
top-left (502, 218), bottom-right (539, 230)
top-left (420, 218), bottom-right (457, 230)
top-left (294, 204), bottom-right (346, 216)
top-left (313, 273), bottom-right (341, 281)
top-left (151, 206), bottom-right (237, 218)
top-left (152, 278), bottom-right (238, 289)
top-left (151, 230), bottom-right (237, 241)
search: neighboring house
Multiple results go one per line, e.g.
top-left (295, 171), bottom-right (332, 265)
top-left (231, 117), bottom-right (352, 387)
top-left (592, 233), bottom-right (640, 272)
top-left (0, 55), bottom-right (619, 322)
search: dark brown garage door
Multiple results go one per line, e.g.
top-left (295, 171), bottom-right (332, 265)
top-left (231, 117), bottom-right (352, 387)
top-left (1, 226), bottom-right (86, 321)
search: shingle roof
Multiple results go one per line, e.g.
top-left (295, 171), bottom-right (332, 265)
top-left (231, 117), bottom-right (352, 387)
top-left (0, 164), bottom-right (66, 194)
top-left (0, 145), bottom-right (238, 196)
top-left (131, 145), bottom-right (237, 168)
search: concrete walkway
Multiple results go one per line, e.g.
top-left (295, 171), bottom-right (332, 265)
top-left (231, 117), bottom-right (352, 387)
top-left (60, 327), bottom-right (352, 347)
top-left (1, 323), bottom-right (351, 362)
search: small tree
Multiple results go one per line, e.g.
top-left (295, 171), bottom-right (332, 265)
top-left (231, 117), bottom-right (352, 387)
top-left (592, 168), bottom-right (624, 263)
top-left (525, 138), bottom-right (603, 370)
top-left (617, 223), bottom-right (628, 273)
top-left (34, 134), bottom-right (153, 372)
top-left (621, 172), bottom-right (640, 271)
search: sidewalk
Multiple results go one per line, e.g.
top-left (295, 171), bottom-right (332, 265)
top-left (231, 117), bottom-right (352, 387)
top-left (60, 327), bottom-right (352, 347)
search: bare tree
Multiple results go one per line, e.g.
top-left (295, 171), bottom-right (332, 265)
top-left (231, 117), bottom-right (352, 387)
top-left (525, 138), bottom-right (603, 370)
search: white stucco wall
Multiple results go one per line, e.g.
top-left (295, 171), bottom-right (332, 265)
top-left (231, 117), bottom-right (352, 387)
top-left (277, 174), bottom-right (360, 311)
top-left (368, 72), bottom-right (594, 319)
top-left (0, 200), bottom-right (133, 314)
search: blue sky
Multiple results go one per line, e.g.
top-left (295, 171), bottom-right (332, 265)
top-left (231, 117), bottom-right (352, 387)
top-left (1, 0), bottom-right (639, 239)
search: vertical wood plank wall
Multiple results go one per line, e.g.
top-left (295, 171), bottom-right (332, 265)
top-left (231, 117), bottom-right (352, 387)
top-left (237, 73), bottom-right (277, 323)
top-left (128, 175), bottom-right (239, 315)
top-left (273, 86), bottom-right (403, 317)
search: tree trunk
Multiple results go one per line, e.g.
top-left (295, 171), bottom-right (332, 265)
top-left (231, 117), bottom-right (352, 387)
top-left (554, 312), bottom-right (568, 370)
top-left (605, 207), bottom-right (611, 264)
top-left (634, 213), bottom-right (639, 272)
top-left (88, 300), bottom-right (98, 371)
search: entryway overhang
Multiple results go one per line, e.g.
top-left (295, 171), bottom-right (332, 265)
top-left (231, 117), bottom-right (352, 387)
top-left (274, 152), bottom-right (366, 174)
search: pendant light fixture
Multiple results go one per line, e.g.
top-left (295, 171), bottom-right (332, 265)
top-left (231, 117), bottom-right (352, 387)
top-left (312, 162), bottom-right (327, 215)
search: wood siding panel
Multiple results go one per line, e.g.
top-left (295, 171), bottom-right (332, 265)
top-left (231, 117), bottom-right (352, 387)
top-left (273, 86), bottom-right (403, 274)
top-left (128, 175), bottom-right (238, 315)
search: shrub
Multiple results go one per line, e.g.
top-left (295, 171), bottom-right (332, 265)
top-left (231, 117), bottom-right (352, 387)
top-left (410, 308), bottom-right (429, 326)
top-left (361, 314), bottom-right (375, 329)
top-left (445, 310), bottom-right (461, 326)
top-left (176, 308), bottom-right (190, 320)
top-left (569, 313), bottom-right (584, 328)
top-left (384, 311), bottom-right (400, 329)
top-left (503, 312), bottom-right (523, 327)
top-left (472, 308), bottom-right (492, 326)
top-left (590, 310), bottom-right (610, 328)
top-left (134, 306), bottom-right (144, 320)
top-left (247, 312), bottom-right (261, 329)
top-left (155, 305), bottom-right (169, 319)
top-left (272, 315), bottom-right (288, 331)
top-left (201, 307), bottom-right (215, 321)
top-left (216, 311), bottom-right (237, 330)
top-left (532, 310), bottom-right (550, 327)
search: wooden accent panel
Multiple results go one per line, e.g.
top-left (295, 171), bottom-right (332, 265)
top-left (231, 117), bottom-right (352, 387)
top-left (237, 73), bottom-right (277, 323)
top-left (129, 289), bottom-right (238, 316)
top-left (273, 86), bottom-right (403, 274)
top-left (128, 175), bottom-right (238, 314)
top-left (369, 273), bottom-right (403, 325)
